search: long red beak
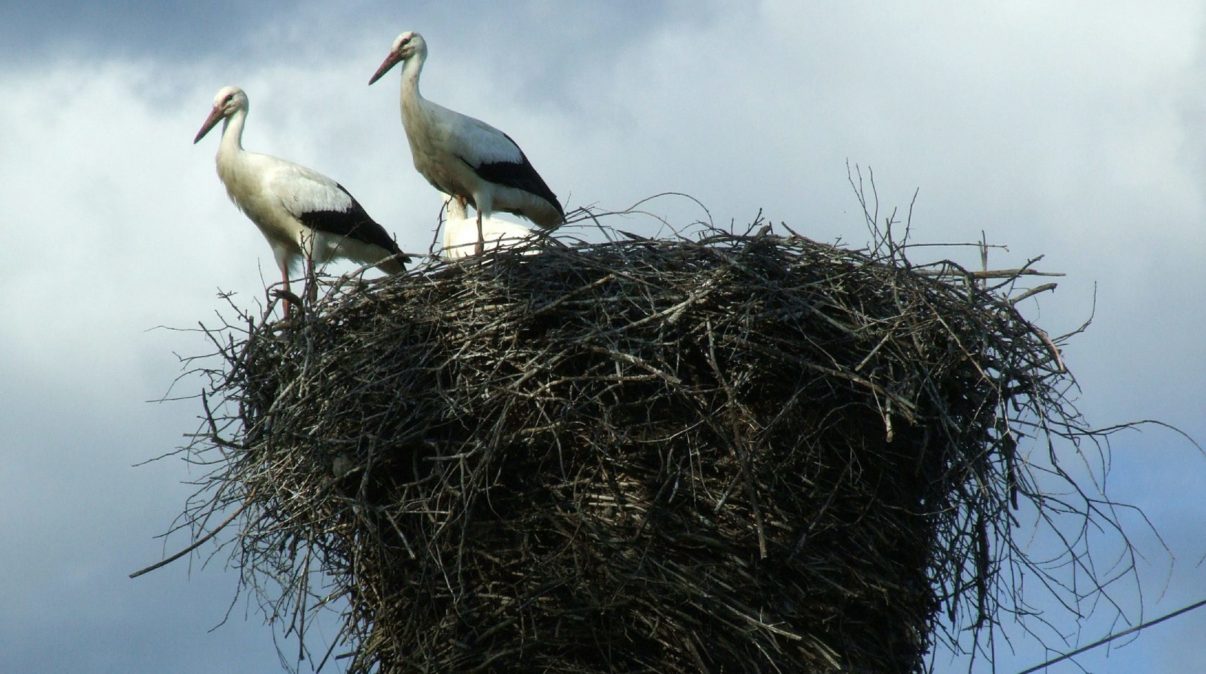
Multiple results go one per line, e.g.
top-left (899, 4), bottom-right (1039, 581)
top-left (193, 106), bottom-right (225, 144)
top-left (368, 52), bottom-right (402, 85)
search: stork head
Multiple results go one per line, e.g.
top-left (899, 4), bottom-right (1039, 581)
top-left (194, 86), bottom-right (248, 144)
top-left (368, 32), bottom-right (426, 85)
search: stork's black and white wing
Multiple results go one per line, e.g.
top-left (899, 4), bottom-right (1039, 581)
top-left (267, 160), bottom-right (408, 262)
top-left (442, 108), bottom-right (563, 221)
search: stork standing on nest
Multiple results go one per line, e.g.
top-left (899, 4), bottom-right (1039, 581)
top-left (194, 86), bottom-right (409, 315)
top-left (368, 31), bottom-right (564, 255)
top-left (441, 194), bottom-right (534, 260)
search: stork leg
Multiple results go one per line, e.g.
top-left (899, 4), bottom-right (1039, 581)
top-left (475, 210), bottom-right (485, 256)
top-left (281, 266), bottom-right (293, 317)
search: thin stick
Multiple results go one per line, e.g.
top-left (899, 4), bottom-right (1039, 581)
top-left (129, 498), bottom-right (251, 579)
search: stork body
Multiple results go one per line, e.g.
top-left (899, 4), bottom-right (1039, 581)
top-left (441, 194), bottom-right (534, 260)
top-left (194, 86), bottom-right (408, 314)
top-left (369, 32), bottom-right (563, 254)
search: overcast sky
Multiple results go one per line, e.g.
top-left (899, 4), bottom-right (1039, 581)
top-left (2, 2), bottom-right (1204, 672)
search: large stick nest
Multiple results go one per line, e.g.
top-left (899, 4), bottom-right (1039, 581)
top-left (176, 214), bottom-right (1113, 673)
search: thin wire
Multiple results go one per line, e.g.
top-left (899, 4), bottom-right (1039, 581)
top-left (1017, 596), bottom-right (1206, 674)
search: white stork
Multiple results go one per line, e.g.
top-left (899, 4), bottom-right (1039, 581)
top-left (441, 194), bottom-right (534, 260)
top-left (368, 31), bottom-right (564, 255)
top-left (193, 86), bottom-right (409, 315)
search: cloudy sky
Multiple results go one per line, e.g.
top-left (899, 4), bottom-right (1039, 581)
top-left (2, 2), bottom-right (1204, 671)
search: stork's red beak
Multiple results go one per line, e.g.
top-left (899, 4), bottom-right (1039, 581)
top-left (368, 52), bottom-right (403, 85)
top-left (193, 106), bottom-right (225, 144)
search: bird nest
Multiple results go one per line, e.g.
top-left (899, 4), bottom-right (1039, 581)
top-left (167, 213), bottom-right (1123, 673)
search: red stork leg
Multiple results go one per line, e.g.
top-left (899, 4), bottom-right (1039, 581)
top-left (281, 265), bottom-right (293, 317)
top-left (475, 210), bottom-right (485, 256)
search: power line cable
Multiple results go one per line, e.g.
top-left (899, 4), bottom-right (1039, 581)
top-left (1017, 596), bottom-right (1206, 674)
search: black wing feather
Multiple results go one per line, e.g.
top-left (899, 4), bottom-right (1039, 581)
top-left (298, 184), bottom-right (409, 262)
top-left (460, 133), bottom-right (563, 218)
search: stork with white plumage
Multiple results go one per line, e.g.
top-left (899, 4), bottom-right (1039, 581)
top-left (368, 31), bottom-right (564, 255)
top-left (441, 194), bottom-right (534, 260)
top-left (194, 86), bottom-right (409, 315)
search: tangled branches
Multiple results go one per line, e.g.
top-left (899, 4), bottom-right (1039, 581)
top-left (167, 214), bottom-right (1131, 673)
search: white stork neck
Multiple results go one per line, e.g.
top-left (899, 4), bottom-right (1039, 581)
top-left (399, 52), bottom-right (425, 107)
top-left (219, 108), bottom-right (247, 157)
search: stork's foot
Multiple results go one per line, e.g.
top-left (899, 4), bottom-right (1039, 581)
top-left (475, 237), bottom-right (484, 256)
